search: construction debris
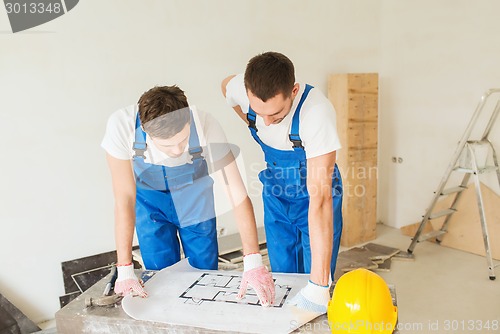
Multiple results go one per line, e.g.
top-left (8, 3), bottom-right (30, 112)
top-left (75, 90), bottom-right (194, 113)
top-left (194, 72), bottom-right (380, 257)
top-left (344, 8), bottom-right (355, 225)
top-left (217, 241), bottom-right (405, 280)
top-left (392, 250), bottom-right (416, 261)
top-left (334, 243), bottom-right (402, 280)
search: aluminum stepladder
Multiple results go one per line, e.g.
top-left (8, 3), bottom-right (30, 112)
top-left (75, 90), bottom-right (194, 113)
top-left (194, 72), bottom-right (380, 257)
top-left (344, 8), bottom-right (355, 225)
top-left (407, 88), bottom-right (500, 280)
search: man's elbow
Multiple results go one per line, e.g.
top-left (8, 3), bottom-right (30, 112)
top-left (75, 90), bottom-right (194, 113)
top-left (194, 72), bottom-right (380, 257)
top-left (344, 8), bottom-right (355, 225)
top-left (309, 191), bottom-right (333, 212)
top-left (221, 75), bottom-right (236, 97)
top-left (114, 194), bottom-right (136, 211)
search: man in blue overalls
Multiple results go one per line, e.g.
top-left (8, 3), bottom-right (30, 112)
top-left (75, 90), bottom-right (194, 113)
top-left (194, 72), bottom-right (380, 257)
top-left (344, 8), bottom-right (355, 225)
top-left (222, 52), bottom-right (343, 313)
top-left (102, 86), bottom-right (274, 304)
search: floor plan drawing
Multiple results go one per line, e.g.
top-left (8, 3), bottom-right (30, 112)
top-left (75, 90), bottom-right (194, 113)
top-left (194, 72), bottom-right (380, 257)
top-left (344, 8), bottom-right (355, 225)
top-left (179, 273), bottom-right (291, 307)
top-left (122, 259), bottom-right (318, 333)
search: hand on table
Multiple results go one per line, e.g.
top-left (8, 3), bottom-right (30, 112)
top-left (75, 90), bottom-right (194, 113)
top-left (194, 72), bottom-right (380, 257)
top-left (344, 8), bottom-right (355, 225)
top-left (237, 253), bottom-right (275, 307)
top-left (114, 263), bottom-right (148, 298)
top-left (288, 280), bottom-right (330, 314)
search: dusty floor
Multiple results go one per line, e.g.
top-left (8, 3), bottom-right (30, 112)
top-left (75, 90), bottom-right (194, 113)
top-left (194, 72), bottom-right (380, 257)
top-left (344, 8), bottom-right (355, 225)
top-left (361, 224), bottom-right (500, 334)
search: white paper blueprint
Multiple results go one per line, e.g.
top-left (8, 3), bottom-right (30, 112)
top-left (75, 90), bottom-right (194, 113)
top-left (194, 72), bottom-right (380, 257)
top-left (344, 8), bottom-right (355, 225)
top-left (122, 259), bottom-right (321, 333)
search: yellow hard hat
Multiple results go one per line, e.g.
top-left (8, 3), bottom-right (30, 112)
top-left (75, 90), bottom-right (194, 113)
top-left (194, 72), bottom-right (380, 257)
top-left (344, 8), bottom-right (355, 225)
top-left (327, 268), bottom-right (398, 334)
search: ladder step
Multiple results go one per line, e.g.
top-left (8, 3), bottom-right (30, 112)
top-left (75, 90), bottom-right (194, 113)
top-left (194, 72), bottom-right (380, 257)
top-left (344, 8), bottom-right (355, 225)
top-left (440, 186), bottom-right (467, 196)
top-left (429, 208), bottom-right (456, 219)
top-left (454, 166), bottom-right (499, 174)
top-left (479, 166), bottom-right (499, 174)
top-left (418, 230), bottom-right (447, 242)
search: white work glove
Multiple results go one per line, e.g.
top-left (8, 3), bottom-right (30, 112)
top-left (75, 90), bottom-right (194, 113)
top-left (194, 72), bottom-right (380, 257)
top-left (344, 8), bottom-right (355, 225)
top-left (237, 253), bottom-right (275, 307)
top-left (287, 280), bottom-right (330, 314)
top-left (114, 264), bottom-right (148, 298)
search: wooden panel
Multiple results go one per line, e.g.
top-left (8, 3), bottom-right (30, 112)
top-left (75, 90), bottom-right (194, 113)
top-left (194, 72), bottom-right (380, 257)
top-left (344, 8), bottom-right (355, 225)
top-left (401, 182), bottom-right (500, 260)
top-left (345, 122), bottom-right (378, 150)
top-left (344, 148), bottom-right (377, 163)
top-left (347, 94), bottom-right (378, 122)
top-left (341, 161), bottom-right (378, 245)
top-left (347, 73), bottom-right (378, 94)
top-left (329, 73), bottom-right (379, 247)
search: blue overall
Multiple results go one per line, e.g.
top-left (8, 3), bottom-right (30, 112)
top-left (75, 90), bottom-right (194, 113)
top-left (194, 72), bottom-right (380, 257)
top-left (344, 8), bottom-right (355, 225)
top-left (247, 85), bottom-right (343, 279)
top-left (132, 112), bottom-right (218, 271)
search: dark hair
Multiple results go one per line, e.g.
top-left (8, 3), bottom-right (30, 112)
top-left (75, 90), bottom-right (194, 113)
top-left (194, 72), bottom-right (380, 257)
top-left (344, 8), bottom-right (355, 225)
top-left (244, 52), bottom-right (295, 102)
top-left (138, 86), bottom-right (190, 139)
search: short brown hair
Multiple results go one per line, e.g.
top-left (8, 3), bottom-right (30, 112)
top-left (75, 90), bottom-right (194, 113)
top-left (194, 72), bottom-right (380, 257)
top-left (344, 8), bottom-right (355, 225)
top-left (138, 86), bottom-right (190, 139)
top-left (244, 52), bottom-right (295, 101)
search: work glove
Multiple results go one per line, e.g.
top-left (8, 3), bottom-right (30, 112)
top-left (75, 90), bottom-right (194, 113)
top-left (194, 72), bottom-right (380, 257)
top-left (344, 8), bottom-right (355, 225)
top-left (287, 280), bottom-right (330, 314)
top-left (114, 263), bottom-right (148, 298)
top-left (237, 253), bottom-right (275, 307)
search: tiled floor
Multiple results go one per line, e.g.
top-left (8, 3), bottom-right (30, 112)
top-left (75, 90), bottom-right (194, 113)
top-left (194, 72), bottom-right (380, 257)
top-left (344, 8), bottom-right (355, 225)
top-left (361, 224), bottom-right (500, 334)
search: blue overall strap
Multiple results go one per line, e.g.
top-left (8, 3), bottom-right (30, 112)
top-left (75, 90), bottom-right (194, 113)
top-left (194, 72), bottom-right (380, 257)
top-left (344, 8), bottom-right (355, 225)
top-left (247, 107), bottom-right (258, 132)
top-left (133, 113), bottom-right (147, 159)
top-left (188, 111), bottom-right (204, 162)
top-left (246, 106), bottom-right (264, 146)
top-left (289, 84), bottom-right (314, 151)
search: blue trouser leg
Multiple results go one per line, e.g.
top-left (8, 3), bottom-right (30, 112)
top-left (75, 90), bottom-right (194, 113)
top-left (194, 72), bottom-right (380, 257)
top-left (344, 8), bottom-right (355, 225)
top-left (264, 218), bottom-right (303, 273)
top-left (263, 191), bottom-right (305, 273)
top-left (135, 202), bottom-right (181, 270)
top-left (178, 218), bottom-right (218, 270)
top-left (291, 198), bottom-right (312, 274)
top-left (329, 166), bottom-right (343, 277)
top-left (263, 166), bottom-right (344, 280)
top-left (136, 194), bottom-right (218, 271)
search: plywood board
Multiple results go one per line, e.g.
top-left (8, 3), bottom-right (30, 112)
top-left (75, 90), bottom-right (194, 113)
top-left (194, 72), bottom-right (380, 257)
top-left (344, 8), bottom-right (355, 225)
top-left (373, 258), bottom-right (392, 272)
top-left (329, 73), bottom-right (379, 247)
top-left (341, 161), bottom-right (378, 246)
top-left (363, 243), bottom-right (401, 260)
top-left (345, 122), bottom-right (378, 150)
top-left (344, 148), bottom-right (377, 163)
top-left (345, 94), bottom-right (378, 122)
top-left (347, 73), bottom-right (378, 93)
top-left (401, 182), bottom-right (500, 260)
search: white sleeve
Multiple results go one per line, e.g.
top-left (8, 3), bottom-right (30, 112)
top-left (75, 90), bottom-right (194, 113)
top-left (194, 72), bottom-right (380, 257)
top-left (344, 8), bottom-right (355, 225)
top-left (225, 73), bottom-right (249, 113)
top-left (203, 112), bottom-right (231, 163)
top-left (101, 108), bottom-right (135, 160)
top-left (300, 102), bottom-right (342, 159)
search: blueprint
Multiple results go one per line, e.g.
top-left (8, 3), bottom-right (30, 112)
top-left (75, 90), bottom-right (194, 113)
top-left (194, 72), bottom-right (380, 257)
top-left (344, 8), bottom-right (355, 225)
top-left (122, 259), bottom-right (321, 334)
top-left (179, 272), bottom-right (291, 307)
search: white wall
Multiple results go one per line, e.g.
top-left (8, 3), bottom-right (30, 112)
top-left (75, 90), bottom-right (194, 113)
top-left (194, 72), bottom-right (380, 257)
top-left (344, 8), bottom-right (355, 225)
top-left (0, 0), bottom-right (379, 323)
top-left (2, 0), bottom-right (499, 324)
top-left (378, 0), bottom-right (500, 229)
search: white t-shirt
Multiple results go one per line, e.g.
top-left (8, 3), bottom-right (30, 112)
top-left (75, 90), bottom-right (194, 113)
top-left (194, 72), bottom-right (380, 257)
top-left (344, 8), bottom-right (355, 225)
top-left (225, 74), bottom-right (341, 159)
top-left (101, 105), bottom-right (229, 167)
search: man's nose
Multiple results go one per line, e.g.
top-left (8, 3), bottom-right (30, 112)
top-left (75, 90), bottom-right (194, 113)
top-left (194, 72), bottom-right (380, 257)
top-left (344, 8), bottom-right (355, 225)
top-left (172, 145), bottom-right (184, 155)
top-left (263, 115), bottom-right (273, 126)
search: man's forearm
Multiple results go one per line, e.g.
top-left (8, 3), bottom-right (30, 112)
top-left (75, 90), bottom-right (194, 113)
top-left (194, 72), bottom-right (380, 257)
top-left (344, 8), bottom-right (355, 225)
top-left (235, 196), bottom-right (260, 255)
top-left (218, 156), bottom-right (260, 255)
top-left (114, 202), bottom-right (136, 265)
top-left (308, 197), bottom-right (333, 286)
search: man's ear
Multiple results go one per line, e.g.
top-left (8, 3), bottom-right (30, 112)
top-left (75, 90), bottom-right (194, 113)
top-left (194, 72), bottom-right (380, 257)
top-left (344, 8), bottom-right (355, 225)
top-left (291, 83), bottom-right (300, 98)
